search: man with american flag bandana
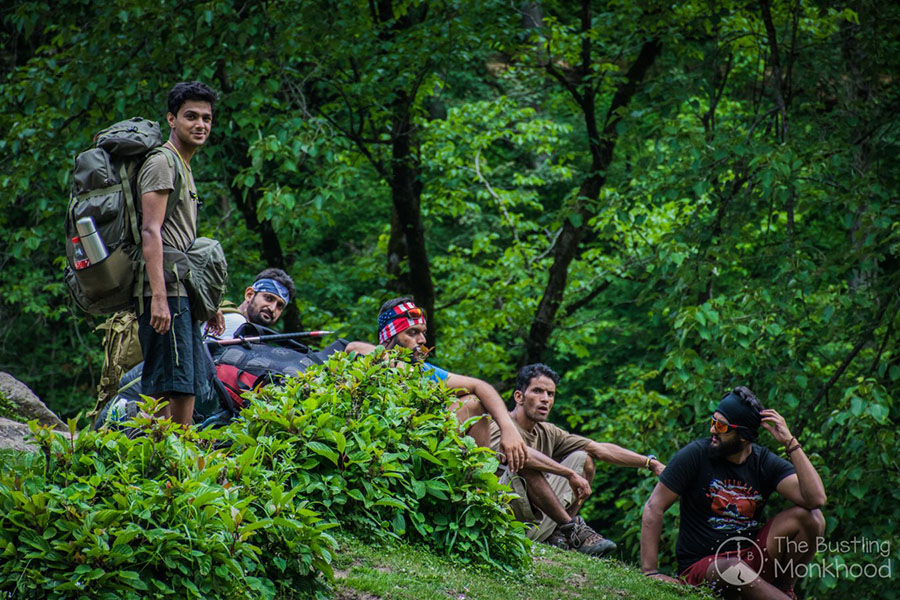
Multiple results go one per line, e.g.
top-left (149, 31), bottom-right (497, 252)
top-left (346, 296), bottom-right (528, 473)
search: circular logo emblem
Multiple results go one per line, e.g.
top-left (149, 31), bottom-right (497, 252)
top-left (714, 536), bottom-right (763, 586)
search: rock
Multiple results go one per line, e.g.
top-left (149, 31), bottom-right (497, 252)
top-left (0, 417), bottom-right (34, 452)
top-left (0, 372), bottom-right (66, 429)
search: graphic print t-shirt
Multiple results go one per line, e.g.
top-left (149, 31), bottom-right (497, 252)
top-left (659, 438), bottom-right (795, 573)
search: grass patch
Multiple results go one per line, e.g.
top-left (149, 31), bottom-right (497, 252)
top-left (329, 534), bottom-right (713, 600)
top-left (0, 391), bottom-right (27, 424)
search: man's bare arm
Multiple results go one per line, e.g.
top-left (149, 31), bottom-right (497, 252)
top-left (585, 441), bottom-right (666, 475)
top-left (345, 341), bottom-right (376, 354)
top-left (141, 189), bottom-right (170, 335)
top-left (641, 481), bottom-right (680, 582)
top-left (521, 447), bottom-right (591, 502)
top-left (763, 409), bottom-right (826, 509)
top-left (445, 372), bottom-right (527, 473)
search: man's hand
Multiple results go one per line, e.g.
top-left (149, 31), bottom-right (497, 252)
top-left (566, 471), bottom-right (591, 502)
top-left (760, 408), bottom-right (794, 446)
top-left (150, 295), bottom-right (171, 335)
top-left (205, 309), bottom-right (225, 337)
top-left (645, 572), bottom-right (680, 584)
top-left (649, 459), bottom-right (666, 477)
top-left (499, 429), bottom-right (527, 473)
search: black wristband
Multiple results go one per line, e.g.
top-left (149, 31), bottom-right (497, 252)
top-left (644, 570), bottom-right (660, 576)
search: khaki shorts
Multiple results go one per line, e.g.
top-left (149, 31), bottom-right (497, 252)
top-left (499, 450), bottom-right (587, 542)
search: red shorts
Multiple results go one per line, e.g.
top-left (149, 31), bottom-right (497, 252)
top-left (680, 520), bottom-right (776, 586)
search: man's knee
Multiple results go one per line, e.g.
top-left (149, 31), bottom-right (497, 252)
top-left (802, 507), bottom-right (826, 537)
top-left (582, 453), bottom-right (595, 482)
top-left (705, 556), bottom-right (752, 584)
top-left (521, 467), bottom-right (547, 485)
top-left (453, 394), bottom-right (482, 418)
top-left (784, 505), bottom-right (826, 536)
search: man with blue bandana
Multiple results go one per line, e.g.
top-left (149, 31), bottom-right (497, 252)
top-left (217, 268), bottom-right (295, 339)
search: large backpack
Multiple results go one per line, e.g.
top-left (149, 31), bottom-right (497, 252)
top-left (92, 321), bottom-right (349, 431)
top-left (64, 117), bottom-right (182, 315)
top-left (90, 310), bottom-right (143, 420)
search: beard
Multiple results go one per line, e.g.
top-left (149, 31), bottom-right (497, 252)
top-left (246, 303), bottom-right (275, 326)
top-left (385, 338), bottom-right (426, 363)
top-left (709, 434), bottom-right (744, 458)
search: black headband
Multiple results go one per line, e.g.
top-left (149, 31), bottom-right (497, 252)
top-left (716, 391), bottom-right (761, 441)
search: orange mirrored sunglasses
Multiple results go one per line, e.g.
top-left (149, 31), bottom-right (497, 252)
top-left (710, 417), bottom-right (740, 434)
top-left (402, 307), bottom-right (426, 320)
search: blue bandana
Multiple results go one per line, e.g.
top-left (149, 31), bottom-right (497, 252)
top-left (252, 278), bottom-right (290, 304)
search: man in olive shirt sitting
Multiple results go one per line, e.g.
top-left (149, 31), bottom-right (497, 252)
top-left (490, 363), bottom-right (665, 557)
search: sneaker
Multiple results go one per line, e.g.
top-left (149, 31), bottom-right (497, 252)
top-left (544, 528), bottom-right (570, 550)
top-left (559, 516), bottom-right (617, 557)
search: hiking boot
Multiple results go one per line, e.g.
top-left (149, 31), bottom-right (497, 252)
top-left (544, 528), bottom-right (570, 550)
top-left (558, 516), bottom-right (617, 557)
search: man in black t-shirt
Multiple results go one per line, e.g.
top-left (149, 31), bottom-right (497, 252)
top-left (640, 387), bottom-right (826, 599)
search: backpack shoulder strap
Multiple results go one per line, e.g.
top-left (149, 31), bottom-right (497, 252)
top-left (219, 299), bottom-right (242, 315)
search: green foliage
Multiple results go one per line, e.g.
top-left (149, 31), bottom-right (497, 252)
top-left (219, 349), bottom-right (531, 571)
top-left (0, 391), bottom-right (26, 423)
top-left (2, 0), bottom-right (899, 598)
top-left (0, 406), bottom-right (334, 599)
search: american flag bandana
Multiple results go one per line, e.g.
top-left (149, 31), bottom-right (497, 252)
top-left (377, 302), bottom-right (426, 344)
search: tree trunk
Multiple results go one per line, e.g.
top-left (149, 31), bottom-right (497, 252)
top-left (523, 31), bottom-right (661, 365)
top-left (390, 92), bottom-right (436, 348)
top-left (221, 137), bottom-right (299, 330)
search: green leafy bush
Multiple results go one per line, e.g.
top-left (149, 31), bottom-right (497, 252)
top-left (218, 349), bottom-right (531, 570)
top-left (0, 350), bottom-right (529, 598)
top-left (0, 406), bottom-right (335, 599)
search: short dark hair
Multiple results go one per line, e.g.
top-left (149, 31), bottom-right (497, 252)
top-left (378, 296), bottom-right (415, 316)
top-left (254, 268), bottom-right (295, 303)
top-left (515, 363), bottom-right (560, 393)
top-left (167, 81), bottom-right (219, 117)
top-left (729, 385), bottom-right (764, 412)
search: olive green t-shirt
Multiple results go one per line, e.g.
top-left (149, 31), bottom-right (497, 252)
top-left (489, 418), bottom-right (591, 462)
top-left (138, 149), bottom-right (199, 297)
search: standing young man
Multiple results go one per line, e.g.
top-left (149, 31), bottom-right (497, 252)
top-left (345, 297), bottom-right (528, 473)
top-left (641, 387), bottom-right (826, 598)
top-left (491, 363), bottom-right (665, 556)
top-left (138, 81), bottom-right (223, 427)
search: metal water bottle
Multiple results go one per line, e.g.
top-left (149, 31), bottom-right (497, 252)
top-left (71, 236), bottom-right (90, 270)
top-left (75, 216), bottom-right (108, 263)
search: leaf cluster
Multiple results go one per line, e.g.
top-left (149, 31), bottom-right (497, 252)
top-left (219, 349), bottom-right (531, 571)
top-left (0, 402), bottom-right (335, 600)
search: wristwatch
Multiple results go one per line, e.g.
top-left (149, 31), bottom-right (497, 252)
top-left (644, 454), bottom-right (657, 469)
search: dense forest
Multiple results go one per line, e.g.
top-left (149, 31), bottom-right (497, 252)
top-left (1, 0), bottom-right (897, 597)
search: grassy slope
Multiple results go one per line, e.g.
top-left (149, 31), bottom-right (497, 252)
top-left (328, 535), bottom-right (713, 600)
top-left (1, 447), bottom-right (709, 600)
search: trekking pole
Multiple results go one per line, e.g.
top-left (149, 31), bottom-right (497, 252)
top-left (211, 331), bottom-right (334, 346)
